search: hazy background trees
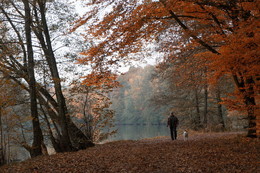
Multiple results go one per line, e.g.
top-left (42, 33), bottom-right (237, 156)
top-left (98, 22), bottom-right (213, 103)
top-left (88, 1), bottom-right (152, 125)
top-left (110, 66), bottom-right (169, 125)
top-left (109, 65), bottom-right (243, 132)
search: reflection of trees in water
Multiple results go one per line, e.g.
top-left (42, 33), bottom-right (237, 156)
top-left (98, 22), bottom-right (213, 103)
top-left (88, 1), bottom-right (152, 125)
top-left (109, 125), bottom-right (169, 141)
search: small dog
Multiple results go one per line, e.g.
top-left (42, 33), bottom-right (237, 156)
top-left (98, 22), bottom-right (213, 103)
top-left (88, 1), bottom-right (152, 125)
top-left (183, 130), bottom-right (188, 141)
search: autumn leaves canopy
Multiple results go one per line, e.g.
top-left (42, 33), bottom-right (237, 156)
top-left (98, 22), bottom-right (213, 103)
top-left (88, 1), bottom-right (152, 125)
top-left (73, 0), bottom-right (259, 137)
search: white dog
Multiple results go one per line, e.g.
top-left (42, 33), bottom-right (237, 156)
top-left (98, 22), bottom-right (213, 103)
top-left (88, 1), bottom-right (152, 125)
top-left (183, 130), bottom-right (188, 141)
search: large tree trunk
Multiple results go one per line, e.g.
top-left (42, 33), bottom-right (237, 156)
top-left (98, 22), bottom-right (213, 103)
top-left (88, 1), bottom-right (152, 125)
top-left (36, 0), bottom-right (72, 152)
top-left (23, 0), bottom-right (43, 157)
top-left (37, 0), bottom-right (94, 150)
top-left (244, 77), bottom-right (256, 138)
top-left (233, 75), bottom-right (257, 137)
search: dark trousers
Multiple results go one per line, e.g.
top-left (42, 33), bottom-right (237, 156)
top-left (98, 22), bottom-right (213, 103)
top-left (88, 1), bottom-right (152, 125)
top-left (170, 127), bottom-right (177, 140)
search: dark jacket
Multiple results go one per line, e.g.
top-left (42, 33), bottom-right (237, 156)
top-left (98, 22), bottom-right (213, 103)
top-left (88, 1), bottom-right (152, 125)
top-left (167, 115), bottom-right (179, 128)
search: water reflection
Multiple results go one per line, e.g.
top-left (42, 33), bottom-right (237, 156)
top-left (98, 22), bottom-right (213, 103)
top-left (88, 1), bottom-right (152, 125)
top-left (108, 124), bottom-right (169, 141)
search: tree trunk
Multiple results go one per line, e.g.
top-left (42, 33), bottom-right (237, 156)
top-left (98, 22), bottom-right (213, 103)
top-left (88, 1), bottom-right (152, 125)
top-left (67, 118), bottom-right (95, 150)
top-left (194, 89), bottom-right (201, 129)
top-left (216, 86), bottom-right (225, 129)
top-left (40, 103), bottom-right (63, 153)
top-left (37, 0), bottom-right (94, 150)
top-left (203, 84), bottom-right (208, 128)
top-left (1, 0), bottom-right (94, 152)
top-left (244, 77), bottom-right (256, 138)
top-left (233, 75), bottom-right (257, 137)
top-left (23, 0), bottom-right (43, 157)
top-left (0, 107), bottom-right (5, 165)
top-left (36, 0), bottom-right (72, 151)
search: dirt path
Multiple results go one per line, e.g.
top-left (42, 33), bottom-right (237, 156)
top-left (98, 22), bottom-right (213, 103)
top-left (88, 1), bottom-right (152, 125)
top-left (139, 131), bottom-right (246, 143)
top-left (1, 132), bottom-right (258, 173)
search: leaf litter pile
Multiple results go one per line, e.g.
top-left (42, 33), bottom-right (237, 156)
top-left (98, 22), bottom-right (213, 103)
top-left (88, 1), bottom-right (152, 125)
top-left (1, 132), bottom-right (258, 173)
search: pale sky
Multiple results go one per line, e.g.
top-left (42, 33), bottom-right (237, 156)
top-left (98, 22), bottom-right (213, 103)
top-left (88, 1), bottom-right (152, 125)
top-left (70, 0), bottom-right (163, 74)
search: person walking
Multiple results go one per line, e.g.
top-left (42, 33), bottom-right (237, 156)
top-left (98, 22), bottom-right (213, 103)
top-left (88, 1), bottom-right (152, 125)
top-left (167, 112), bottom-right (179, 140)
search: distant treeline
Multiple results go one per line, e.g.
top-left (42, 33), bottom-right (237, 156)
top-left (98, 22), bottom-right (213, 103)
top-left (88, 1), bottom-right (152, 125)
top-left (109, 65), bottom-right (246, 131)
top-left (110, 65), bottom-right (169, 125)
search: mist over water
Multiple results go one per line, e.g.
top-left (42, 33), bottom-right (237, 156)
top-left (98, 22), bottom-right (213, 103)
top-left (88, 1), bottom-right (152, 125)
top-left (108, 124), bottom-right (169, 141)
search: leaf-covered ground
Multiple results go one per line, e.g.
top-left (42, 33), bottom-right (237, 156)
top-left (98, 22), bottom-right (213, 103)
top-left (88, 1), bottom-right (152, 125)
top-left (1, 132), bottom-right (258, 173)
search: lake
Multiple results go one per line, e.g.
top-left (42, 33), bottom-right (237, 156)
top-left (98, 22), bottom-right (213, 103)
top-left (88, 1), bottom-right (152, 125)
top-left (107, 124), bottom-right (170, 142)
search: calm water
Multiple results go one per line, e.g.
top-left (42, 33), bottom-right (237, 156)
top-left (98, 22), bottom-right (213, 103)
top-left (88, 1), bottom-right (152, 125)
top-left (107, 124), bottom-right (170, 141)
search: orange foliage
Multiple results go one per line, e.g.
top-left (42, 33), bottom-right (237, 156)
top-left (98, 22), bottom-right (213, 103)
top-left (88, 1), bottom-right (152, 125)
top-left (81, 71), bottom-right (120, 90)
top-left (73, 0), bottom-right (259, 137)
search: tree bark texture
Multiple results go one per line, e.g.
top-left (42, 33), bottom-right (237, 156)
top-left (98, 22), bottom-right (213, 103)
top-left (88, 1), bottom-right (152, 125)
top-left (23, 0), bottom-right (44, 157)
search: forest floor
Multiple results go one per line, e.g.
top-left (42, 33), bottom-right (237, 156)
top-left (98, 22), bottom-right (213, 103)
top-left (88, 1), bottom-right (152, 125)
top-left (1, 131), bottom-right (259, 173)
